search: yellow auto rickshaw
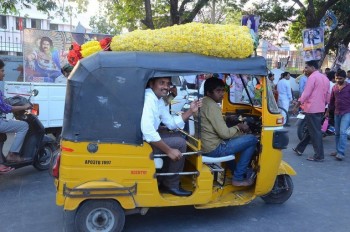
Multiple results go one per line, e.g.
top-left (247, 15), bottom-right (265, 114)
top-left (51, 51), bottom-right (295, 232)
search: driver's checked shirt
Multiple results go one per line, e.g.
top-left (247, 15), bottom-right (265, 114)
top-left (141, 88), bottom-right (185, 142)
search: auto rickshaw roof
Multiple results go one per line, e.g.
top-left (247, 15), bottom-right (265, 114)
top-left (71, 51), bottom-right (267, 77)
top-left (62, 51), bottom-right (267, 145)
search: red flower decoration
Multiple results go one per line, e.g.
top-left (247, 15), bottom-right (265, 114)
top-left (71, 42), bottom-right (81, 52)
top-left (100, 37), bottom-right (112, 51)
top-left (67, 43), bottom-right (82, 66)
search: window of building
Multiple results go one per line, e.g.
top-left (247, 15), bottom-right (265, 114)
top-left (50, 23), bottom-right (59, 30)
top-left (0, 15), bottom-right (7, 29)
top-left (15, 17), bottom-right (27, 30)
top-left (31, 19), bottom-right (41, 29)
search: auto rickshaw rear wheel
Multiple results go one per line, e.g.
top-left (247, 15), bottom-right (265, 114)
top-left (75, 200), bottom-right (125, 232)
top-left (261, 174), bottom-right (293, 204)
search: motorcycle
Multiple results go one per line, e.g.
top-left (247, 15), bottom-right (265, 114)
top-left (0, 89), bottom-right (58, 170)
top-left (296, 111), bottom-right (335, 141)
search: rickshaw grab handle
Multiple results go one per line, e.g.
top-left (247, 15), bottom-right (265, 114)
top-left (153, 151), bottom-right (200, 158)
top-left (155, 171), bottom-right (199, 176)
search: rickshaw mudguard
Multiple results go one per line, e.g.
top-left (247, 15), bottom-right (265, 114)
top-left (62, 180), bottom-right (137, 211)
top-left (277, 160), bottom-right (297, 176)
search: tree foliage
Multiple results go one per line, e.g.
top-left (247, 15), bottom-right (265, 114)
top-left (195, 0), bottom-right (243, 24)
top-left (0, 0), bottom-right (57, 14)
top-left (0, 0), bottom-right (88, 19)
top-left (89, 14), bottom-right (120, 35)
top-left (96, 0), bottom-right (248, 31)
top-left (247, 0), bottom-right (350, 65)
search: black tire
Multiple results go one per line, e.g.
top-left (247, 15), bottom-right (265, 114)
top-left (75, 200), bottom-right (125, 232)
top-left (33, 144), bottom-right (56, 171)
top-left (261, 175), bottom-right (293, 204)
top-left (278, 107), bottom-right (289, 125)
top-left (297, 119), bottom-right (308, 141)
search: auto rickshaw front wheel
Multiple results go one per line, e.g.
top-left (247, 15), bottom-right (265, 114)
top-left (75, 200), bottom-right (125, 232)
top-left (261, 175), bottom-right (293, 204)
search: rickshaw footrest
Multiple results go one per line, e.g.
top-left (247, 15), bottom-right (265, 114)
top-left (206, 163), bottom-right (224, 172)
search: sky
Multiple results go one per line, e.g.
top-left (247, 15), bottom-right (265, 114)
top-left (74, 0), bottom-right (100, 28)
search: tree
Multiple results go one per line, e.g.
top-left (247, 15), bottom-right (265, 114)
top-left (248, 0), bottom-right (345, 66)
top-left (99, 0), bottom-right (247, 31)
top-left (195, 0), bottom-right (243, 25)
top-left (89, 15), bottom-right (121, 35)
top-left (0, 0), bottom-right (57, 14)
top-left (287, 0), bottom-right (350, 66)
top-left (0, 0), bottom-right (88, 19)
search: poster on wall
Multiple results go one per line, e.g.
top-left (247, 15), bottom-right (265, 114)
top-left (302, 27), bottom-right (324, 61)
top-left (23, 29), bottom-right (110, 83)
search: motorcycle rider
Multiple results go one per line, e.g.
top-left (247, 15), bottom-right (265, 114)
top-left (0, 59), bottom-right (32, 164)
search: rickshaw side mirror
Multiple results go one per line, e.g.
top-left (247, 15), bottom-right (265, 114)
top-left (32, 89), bottom-right (39, 97)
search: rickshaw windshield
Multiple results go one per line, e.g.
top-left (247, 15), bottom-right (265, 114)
top-left (266, 80), bottom-right (280, 113)
top-left (227, 75), bottom-right (264, 107)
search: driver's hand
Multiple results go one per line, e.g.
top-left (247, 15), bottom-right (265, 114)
top-left (167, 148), bottom-right (183, 161)
top-left (237, 122), bottom-right (250, 133)
top-left (189, 98), bottom-right (202, 113)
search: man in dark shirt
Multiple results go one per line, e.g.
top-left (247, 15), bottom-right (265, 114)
top-left (326, 69), bottom-right (350, 161)
top-left (0, 59), bottom-right (31, 167)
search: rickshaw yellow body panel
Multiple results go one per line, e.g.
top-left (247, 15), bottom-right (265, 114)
top-left (278, 160), bottom-right (297, 176)
top-left (56, 141), bottom-right (218, 210)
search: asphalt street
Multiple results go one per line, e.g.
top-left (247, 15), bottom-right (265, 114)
top-left (1, 118), bottom-right (350, 232)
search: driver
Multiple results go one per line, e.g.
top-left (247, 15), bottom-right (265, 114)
top-left (141, 76), bottom-right (201, 196)
top-left (200, 77), bottom-right (258, 186)
top-left (0, 59), bottom-right (32, 165)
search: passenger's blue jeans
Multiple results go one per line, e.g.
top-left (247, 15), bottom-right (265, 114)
top-left (334, 113), bottom-right (350, 156)
top-left (203, 134), bottom-right (258, 181)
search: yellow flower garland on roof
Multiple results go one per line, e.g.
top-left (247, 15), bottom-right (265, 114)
top-left (80, 41), bottom-right (103, 58)
top-left (110, 23), bottom-right (254, 59)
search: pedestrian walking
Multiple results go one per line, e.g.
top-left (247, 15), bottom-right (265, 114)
top-left (326, 69), bottom-right (350, 161)
top-left (277, 72), bottom-right (292, 126)
top-left (292, 60), bottom-right (330, 162)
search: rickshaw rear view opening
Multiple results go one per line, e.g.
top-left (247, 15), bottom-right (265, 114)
top-left (51, 51), bottom-right (295, 232)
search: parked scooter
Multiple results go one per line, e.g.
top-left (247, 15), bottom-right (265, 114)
top-left (0, 90), bottom-right (58, 170)
top-left (296, 111), bottom-right (335, 141)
